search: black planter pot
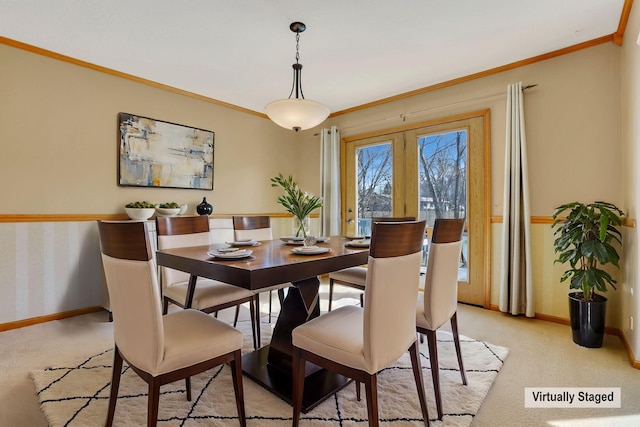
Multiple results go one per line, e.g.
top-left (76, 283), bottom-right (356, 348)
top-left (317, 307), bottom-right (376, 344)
top-left (568, 292), bottom-right (607, 348)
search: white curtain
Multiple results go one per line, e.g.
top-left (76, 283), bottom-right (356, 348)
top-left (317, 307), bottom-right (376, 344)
top-left (320, 126), bottom-right (341, 236)
top-left (499, 82), bottom-right (534, 317)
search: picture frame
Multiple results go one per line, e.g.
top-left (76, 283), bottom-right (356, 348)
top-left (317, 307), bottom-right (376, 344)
top-left (118, 112), bottom-right (214, 190)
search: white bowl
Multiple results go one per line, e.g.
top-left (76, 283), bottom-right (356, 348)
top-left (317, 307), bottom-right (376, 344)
top-left (178, 204), bottom-right (188, 215)
top-left (125, 207), bottom-right (155, 221)
top-left (155, 207), bottom-right (181, 217)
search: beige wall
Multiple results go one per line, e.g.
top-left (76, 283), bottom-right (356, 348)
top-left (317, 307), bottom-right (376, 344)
top-left (317, 42), bottom-right (626, 329)
top-left (325, 43), bottom-right (622, 217)
top-left (1, 27), bottom-right (635, 341)
top-left (621, 3), bottom-right (640, 358)
top-left (0, 43), bottom-right (309, 216)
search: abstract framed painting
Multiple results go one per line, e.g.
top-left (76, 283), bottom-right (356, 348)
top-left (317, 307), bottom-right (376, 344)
top-left (118, 113), bottom-right (214, 190)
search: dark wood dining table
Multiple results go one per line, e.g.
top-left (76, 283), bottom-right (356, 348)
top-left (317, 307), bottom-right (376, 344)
top-left (155, 236), bottom-right (369, 412)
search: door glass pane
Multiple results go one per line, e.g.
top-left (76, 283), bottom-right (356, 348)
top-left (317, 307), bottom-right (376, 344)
top-left (418, 130), bottom-right (468, 281)
top-left (356, 142), bottom-right (392, 236)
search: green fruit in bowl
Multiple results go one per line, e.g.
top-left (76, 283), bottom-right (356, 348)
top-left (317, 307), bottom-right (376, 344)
top-left (159, 202), bottom-right (180, 209)
top-left (126, 201), bottom-right (156, 209)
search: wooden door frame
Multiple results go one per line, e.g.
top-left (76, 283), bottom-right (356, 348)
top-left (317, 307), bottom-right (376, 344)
top-left (340, 109), bottom-right (491, 308)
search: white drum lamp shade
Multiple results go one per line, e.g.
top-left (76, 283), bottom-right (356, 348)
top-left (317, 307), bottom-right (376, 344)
top-left (265, 98), bottom-right (330, 131)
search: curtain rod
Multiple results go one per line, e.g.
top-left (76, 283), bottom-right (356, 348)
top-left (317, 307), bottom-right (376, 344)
top-left (336, 83), bottom-right (539, 132)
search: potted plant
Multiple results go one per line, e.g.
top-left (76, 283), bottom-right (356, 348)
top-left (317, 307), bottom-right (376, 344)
top-left (552, 201), bottom-right (625, 348)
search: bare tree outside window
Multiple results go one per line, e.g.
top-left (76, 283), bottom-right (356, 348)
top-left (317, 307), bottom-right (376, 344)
top-left (418, 130), bottom-right (467, 225)
top-left (356, 143), bottom-right (392, 227)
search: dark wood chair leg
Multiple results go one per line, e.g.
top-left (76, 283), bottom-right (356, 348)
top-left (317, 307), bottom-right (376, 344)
top-left (409, 341), bottom-right (430, 426)
top-left (291, 348), bottom-right (306, 427)
top-left (255, 293), bottom-right (261, 348)
top-left (106, 348), bottom-right (123, 427)
top-left (425, 329), bottom-right (443, 420)
top-left (359, 293), bottom-right (364, 307)
top-left (230, 350), bottom-right (247, 427)
top-left (162, 297), bottom-right (169, 315)
top-left (356, 381), bottom-right (361, 401)
top-left (249, 296), bottom-right (258, 350)
top-left (185, 377), bottom-right (191, 401)
top-left (148, 379), bottom-right (161, 427)
top-left (268, 290), bottom-right (273, 323)
top-left (233, 305), bottom-right (240, 327)
top-left (450, 312), bottom-right (467, 385)
top-left (364, 374), bottom-right (379, 427)
top-left (328, 279), bottom-right (335, 311)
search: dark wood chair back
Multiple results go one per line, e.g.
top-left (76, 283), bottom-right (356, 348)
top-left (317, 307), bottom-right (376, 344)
top-left (431, 218), bottom-right (465, 244)
top-left (97, 221), bottom-right (153, 261)
top-left (232, 215), bottom-right (271, 230)
top-left (371, 216), bottom-right (416, 223)
top-left (156, 215), bottom-right (209, 236)
top-left (370, 220), bottom-right (426, 258)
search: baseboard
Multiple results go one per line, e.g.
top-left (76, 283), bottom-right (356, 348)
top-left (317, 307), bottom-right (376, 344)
top-left (0, 306), bottom-right (105, 332)
top-left (489, 304), bottom-right (640, 369)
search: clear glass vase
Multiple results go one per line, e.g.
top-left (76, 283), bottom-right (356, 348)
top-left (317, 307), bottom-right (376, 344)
top-left (293, 216), bottom-right (310, 238)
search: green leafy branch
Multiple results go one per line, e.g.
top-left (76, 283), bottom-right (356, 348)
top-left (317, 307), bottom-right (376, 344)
top-left (271, 173), bottom-right (323, 235)
top-left (552, 201), bottom-right (625, 301)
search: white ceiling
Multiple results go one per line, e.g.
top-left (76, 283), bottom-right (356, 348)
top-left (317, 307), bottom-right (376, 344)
top-left (0, 0), bottom-right (626, 115)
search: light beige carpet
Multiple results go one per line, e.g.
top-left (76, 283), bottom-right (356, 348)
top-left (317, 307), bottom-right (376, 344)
top-left (31, 322), bottom-right (508, 427)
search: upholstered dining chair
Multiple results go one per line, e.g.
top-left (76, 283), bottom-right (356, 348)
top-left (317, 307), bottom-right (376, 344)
top-left (327, 216), bottom-right (416, 311)
top-left (232, 215), bottom-right (289, 346)
top-left (156, 215), bottom-right (259, 350)
top-left (416, 217), bottom-right (466, 420)
top-left (292, 220), bottom-right (430, 427)
top-left (97, 220), bottom-right (246, 427)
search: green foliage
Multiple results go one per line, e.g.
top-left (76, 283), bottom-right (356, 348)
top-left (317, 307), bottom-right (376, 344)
top-left (552, 201), bottom-right (625, 301)
top-left (126, 201), bottom-right (155, 208)
top-left (271, 173), bottom-right (323, 237)
top-left (159, 202), bottom-right (180, 208)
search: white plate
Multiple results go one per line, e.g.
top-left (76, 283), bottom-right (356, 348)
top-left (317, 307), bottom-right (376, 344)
top-left (291, 246), bottom-right (331, 255)
top-left (280, 236), bottom-right (304, 242)
top-left (207, 249), bottom-right (253, 259)
top-left (228, 240), bottom-right (259, 246)
top-left (346, 240), bottom-right (370, 248)
top-left (286, 237), bottom-right (329, 245)
top-left (282, 236), bottom-right (329, 244)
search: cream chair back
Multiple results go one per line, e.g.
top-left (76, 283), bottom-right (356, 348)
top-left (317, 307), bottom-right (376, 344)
top-left (362, 220), bottom-right (426, 373)
top-left (420, 218), bottom-right (465, 330)
top-left (98, 221), bottom-right (164, 374)
top-left (233, 216), bottom-right (273, 241)
top-left (156, 216), bottom-right (210, 290)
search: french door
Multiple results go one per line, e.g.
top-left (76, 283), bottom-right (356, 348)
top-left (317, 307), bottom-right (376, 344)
top-left (341, 110), bottom-right (490, 307)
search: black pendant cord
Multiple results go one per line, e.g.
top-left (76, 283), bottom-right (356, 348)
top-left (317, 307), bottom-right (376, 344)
top-left (287, 25), bottom-right (305, 100)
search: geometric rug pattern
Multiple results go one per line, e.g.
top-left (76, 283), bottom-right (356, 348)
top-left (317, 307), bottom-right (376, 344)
top-left (31, 320), bottom-right (508, 427)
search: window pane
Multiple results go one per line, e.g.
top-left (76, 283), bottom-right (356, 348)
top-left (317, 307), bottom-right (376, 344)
top-left (356, 142), bottom-right (392, 236)
top-left (418, 130), bottom-right (468, 280)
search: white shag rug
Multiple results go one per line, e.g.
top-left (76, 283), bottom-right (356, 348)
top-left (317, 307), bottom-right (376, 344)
top-left (31, 320), bottom-right (508, 426)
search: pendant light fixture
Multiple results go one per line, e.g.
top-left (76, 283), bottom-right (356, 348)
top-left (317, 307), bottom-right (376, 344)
top-left (265, 22), bottom-right (330, 132)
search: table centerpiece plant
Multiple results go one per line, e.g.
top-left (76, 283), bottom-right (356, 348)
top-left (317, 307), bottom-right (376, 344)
top-left (271, 173), bottom-right (322, 238)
